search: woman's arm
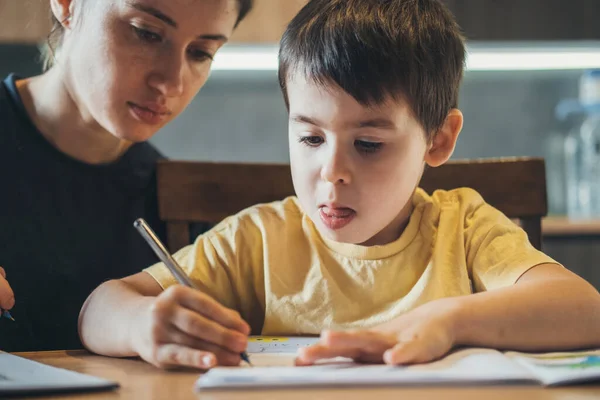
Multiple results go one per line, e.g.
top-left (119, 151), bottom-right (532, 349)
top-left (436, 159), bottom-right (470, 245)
top-left (0, 266), bottom-right (15, 311)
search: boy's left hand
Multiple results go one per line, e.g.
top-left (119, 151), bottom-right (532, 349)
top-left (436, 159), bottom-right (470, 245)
top-left (296, 298), bottom-right (461, 365)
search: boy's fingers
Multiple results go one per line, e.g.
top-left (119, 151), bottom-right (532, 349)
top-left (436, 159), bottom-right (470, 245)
top-left (296, 344), bottom-right (362, 365)
top-left (171, 307), bottom-right (248, 354)
top-left (322, 330), bottom-right (396, 354)
top-left (383, 340), bottom-right (426, 365)
top-left (155, 343), bottom-right (217, 370)
top-left (0, 274), bottom-right (15, 310)
top-left (296, 330), bottom-right (402, 364)
top-left (167, 286), bottom-right (250, 335)
top-left (166, 327), bottom-right (241, 366)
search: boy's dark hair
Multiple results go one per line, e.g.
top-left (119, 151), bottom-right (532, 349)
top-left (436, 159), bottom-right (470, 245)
top-left (278, 0), bottom-right (465, 139)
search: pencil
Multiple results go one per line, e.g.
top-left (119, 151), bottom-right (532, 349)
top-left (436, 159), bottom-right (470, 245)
top-left (133, 218), bottom-right (252, 367)
top-left (1, 309), bottom-right (15, 321)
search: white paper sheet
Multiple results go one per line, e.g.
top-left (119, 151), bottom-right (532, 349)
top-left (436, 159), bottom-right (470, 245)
top-left (197, 348), bottom-right (537, 390)
top-left (0, 352), bottom-right (118, 396)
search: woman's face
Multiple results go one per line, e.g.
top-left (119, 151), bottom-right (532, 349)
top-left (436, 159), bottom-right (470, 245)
top-left (59, 0), bottom-right (239, 142)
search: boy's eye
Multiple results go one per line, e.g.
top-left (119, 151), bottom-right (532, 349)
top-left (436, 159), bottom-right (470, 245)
top-left (132, 26), bottom-right (162, 43)
top-left (355, 140), bottom-right (383, 154)
top-left (187, 48), bottom-right (214, 63)
top-left (299, 136), bottom-right (324, 147)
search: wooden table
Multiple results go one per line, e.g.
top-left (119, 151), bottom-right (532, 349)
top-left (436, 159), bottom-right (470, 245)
top-left (14, 351), bottom-right (600, 400)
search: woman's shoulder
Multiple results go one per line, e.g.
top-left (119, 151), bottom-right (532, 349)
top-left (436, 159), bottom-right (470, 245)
top-left (0, 75), bottom-right (24, 132)
top-left (124, 141), bottom-right (164, 166)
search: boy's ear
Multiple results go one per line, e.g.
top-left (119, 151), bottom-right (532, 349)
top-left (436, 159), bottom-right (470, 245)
top-left (50, 0), bottom-right (75, 28)
top-left (424, 109), bottom-right (463, 168)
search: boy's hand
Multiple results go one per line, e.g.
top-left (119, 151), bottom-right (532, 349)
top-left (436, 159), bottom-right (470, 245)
top-left (0, 267), bottom-right (15, 311)
top-left (130, 285), bottom-right (250, 370)
top-left (296, 298), bottom-right (460, 365)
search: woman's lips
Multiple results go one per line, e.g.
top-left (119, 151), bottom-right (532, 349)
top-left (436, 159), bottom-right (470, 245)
top-left (319, 206), bottom-right (356, 230)
top-left (127, 102), bottom-right (169, 125)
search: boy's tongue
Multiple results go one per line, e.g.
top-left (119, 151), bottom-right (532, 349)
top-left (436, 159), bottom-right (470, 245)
top-left (321, 207), bottom-right (355, 218)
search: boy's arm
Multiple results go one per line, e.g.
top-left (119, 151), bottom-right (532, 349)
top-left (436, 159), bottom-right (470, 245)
top-left (296, 263), bottom-right (600, 366)
top-left (452, 262), bottom-right (600, 350)
top-left (78, 272), bottom-right (162, 356)
top-left (78, 271), bottom-right (250, 369)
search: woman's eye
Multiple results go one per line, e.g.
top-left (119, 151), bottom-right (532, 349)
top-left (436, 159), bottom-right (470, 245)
top-left (132, 26), bottom-right (162, 43)
top-left (355, 140), bottom-right (383, 154)
top-left (187, 48), bottom-right (214, 62)
top-left (298, 136), bottom-right (324, 147)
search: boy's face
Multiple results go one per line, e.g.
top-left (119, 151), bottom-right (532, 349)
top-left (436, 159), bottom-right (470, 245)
top-left (287, 74), bottom-right (429, 246)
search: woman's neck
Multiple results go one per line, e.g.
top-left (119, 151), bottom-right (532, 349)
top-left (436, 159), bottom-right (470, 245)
top-left (16, 67), bottom-right (132, 165)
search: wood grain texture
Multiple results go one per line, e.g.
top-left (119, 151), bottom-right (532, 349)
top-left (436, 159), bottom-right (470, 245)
top-left (0, 0), bottom-right (51, 43)
top-left (14, 350), bottom-right (600, 400)
top-left (157, 157), bottom-right (547, 251)
top-left (230, 0), bottom-right (308, 43)
top-left (2, 0), bottom-right (600, 43)
top-left (443, 0), bottom-right (600, 40)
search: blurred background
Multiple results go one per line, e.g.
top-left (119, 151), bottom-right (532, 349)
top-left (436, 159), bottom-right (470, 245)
top-left (1, 0), bottom-right (600, 286)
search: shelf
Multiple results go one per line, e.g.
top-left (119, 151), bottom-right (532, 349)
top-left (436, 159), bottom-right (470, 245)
top-left (543, 216), bottom-right (600, 236)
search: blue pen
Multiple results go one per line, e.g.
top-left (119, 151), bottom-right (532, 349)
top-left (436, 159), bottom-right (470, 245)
top-left (1, 309), bottom-right (15, 321)
top-left (133, 218), bottom-right (252, 366)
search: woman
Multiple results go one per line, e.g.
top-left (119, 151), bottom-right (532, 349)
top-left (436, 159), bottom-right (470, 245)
top-left (0, 0), bottom-right (252, 351)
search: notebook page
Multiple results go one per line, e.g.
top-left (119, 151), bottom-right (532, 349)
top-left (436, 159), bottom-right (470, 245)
top-left (247, 336), bottom-right (319, 353)
top-left (0, 352), bottom-right (118, 395)
top-left (197, 348), bottom-right (536, 390)
top-left (506, 350), bottom-right (600, 386)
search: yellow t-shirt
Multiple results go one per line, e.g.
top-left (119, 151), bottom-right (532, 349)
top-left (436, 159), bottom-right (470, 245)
top-left (145, 188), bottom-right (558, 335)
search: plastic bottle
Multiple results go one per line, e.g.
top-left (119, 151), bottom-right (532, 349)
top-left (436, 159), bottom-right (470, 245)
top-left (569, 69), bottom-right (600, 218)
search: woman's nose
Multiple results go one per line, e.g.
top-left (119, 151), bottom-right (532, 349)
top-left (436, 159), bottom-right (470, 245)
top-left (147, 55), bottom-right (185, 97)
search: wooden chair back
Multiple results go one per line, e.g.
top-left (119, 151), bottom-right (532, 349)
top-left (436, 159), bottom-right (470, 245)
top-left (157, 157), bottom-right (547, 252)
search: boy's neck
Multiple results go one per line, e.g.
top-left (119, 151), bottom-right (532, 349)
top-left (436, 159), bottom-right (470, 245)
top-left (359, 195), bottom-right (415, 247)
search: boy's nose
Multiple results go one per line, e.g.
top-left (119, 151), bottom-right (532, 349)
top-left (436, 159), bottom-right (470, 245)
top-left (321, 149), bottom-right (352, 185)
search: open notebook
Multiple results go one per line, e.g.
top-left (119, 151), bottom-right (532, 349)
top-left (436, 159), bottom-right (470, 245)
top-left (0, 352), bottom-right (119, 396)
top-left (197, 337), bottom-right (600, 390)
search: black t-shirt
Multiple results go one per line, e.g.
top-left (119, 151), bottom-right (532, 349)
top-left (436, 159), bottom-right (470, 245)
top-left (0, 74), bottom-right (167, 351)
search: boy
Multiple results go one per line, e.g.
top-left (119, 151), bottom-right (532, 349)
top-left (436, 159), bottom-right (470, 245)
top-left (79, 0), bottom-right (600, 369)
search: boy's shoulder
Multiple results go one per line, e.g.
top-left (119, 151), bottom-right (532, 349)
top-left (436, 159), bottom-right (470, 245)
top-left (211, 196), bottom-right (304, 234)
top-left (415, 187), bottom-right (487, 211)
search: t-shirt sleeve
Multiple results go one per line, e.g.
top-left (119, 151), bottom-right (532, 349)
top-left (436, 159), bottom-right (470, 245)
top-left (463, 190), bottom-right (561, 292)
top-left (143, 213), bottom-right (265, 315)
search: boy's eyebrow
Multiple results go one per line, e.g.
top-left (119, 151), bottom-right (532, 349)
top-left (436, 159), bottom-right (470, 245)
top-left (357, 118), bottom-right (396, 129)
top-left (291, 115), bottom-right (396, 130)
top-left (127, 1), bottom-right (229, 42)
top-left (290, 115), bottom-right (322, 126)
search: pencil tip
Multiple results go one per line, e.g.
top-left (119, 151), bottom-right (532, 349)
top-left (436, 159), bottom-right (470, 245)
top-left (2, 311), bottom-right (15, 322)
top-left (241, 352), bottom-right (253, 367)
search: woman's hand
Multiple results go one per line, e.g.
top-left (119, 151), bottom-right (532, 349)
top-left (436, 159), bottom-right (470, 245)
top-left (0, 267), bottom-right (15, 312)
top-left (129, 285), bottom-right (251, 370)
top-left (297, 297), bottom-right (461, 365)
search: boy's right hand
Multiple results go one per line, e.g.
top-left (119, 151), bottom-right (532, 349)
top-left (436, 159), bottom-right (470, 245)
top-left (0, 266), bottom-right (15, 311)
top-left (130, 285), bottom-right (250, 370)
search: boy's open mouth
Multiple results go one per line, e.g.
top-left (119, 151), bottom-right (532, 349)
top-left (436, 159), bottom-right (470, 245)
top-left (319, 206), bottom-right (356, 230)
